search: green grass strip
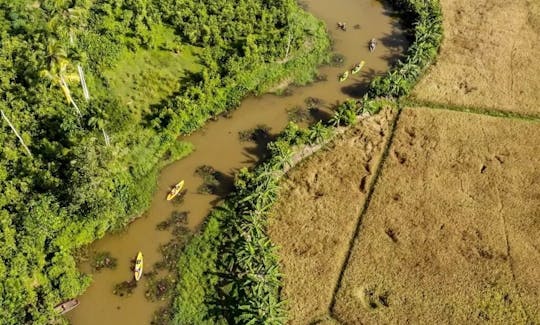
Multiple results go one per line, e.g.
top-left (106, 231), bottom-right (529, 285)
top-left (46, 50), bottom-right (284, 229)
top-left (403, 98), bottom-right (540, 122)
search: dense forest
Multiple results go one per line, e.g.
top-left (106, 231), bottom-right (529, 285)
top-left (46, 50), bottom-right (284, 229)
top-left (0, 0), bottom-right (328, 323)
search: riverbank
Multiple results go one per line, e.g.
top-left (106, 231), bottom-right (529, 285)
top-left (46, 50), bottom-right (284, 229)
top-left (170, 0), bottom-right (442, 324)
top-left (0, 1), bottom-right (330, 323)
top-left (67, 1), bottom-right (331, 324)
top-left (68, 0), bottom-right (413, 323)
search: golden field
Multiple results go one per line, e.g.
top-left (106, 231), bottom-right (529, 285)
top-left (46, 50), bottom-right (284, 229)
top-left (333, 107), bottom-right (539, 323)
top-left (411, 0), bottom-right (540, 115)
top-left (269, 0), bottom-right (540, 323)
top-left (269, 108), bottom-right (397, 324)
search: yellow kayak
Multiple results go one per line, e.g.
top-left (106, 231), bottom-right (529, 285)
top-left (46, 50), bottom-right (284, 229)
top-left (351, 61), bottom-right (365, 74)
top-left (166, 180), bottom-right (184, 201)
top-left (339, 70), bottom-right (349, 82)
top-left (134, 251), bottom-right (143, 281)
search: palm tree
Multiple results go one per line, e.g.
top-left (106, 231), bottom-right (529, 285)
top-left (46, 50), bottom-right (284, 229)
top-left (41, 39), bottom-right (82, 117)
top-left (65, 44), bottom-right (91, 101)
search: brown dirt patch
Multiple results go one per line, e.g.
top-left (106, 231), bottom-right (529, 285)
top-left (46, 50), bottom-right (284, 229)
top-left (268, 107), bottom-right (397, 324)
top-left (411, 0), bottom-right (540, 115)
top-left (333, 107), bottom-right (540, 324)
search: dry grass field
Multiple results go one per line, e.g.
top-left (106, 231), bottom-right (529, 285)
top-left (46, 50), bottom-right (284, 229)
top-left (332, 107), bottom-right (540, 324)
top-left (268, 1), bottom-right (540, 323)
top-left (411, 0), bottom-right (540, 115)
top-left (268, 108), bottom-right (397, 324)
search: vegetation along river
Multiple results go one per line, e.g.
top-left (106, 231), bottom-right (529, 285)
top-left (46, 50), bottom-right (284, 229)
top-left (68, 0), bottom-right (406, 324)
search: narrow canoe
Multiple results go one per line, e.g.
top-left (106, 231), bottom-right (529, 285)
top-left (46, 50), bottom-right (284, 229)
top-left (134, 251), bottom-right (143, 281)
top-left (166, 180), bottom-right (184, 201)
top-left (54, 299), bottom-right (79, 314)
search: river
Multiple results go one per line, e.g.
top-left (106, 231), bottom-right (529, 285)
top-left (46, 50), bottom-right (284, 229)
top-left (67, 0), bottom-right (406, 324)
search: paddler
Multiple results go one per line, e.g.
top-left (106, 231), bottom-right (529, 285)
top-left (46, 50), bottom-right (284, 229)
top-left (369, 38), bottom-right (377, 52)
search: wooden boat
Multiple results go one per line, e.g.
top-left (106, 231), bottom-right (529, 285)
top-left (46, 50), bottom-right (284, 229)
top-left (166, 180), bottom-right (184, 201)
top-left (134, 251), bottom-right (143, 281)
top-left (54, 299), bottom-right (79, 314)
top-left (351, 61), bottom-right (365, 74)
top-left (339, 70), bottom-right (349, 82)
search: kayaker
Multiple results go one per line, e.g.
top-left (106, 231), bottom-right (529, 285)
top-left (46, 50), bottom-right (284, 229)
top-left (339, 70), bottom-right (349, 82)
top-left (351, 62), bottom-right (364, 74)
top-left (369, 38), bottom-right (377, 52)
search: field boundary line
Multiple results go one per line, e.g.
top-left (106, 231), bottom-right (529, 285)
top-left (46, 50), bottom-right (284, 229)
top-left (327, 105), bottom-right (403, 320)
top-left (404, 98), bottom-right (540, 122)
top-left (493, 186), bottom-right (532, 322)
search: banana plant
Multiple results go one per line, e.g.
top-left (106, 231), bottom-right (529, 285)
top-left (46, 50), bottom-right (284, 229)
top-left (307, 121), bottom-right (330, 144)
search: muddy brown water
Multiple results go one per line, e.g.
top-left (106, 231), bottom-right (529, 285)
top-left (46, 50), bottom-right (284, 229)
top-left (67, 1), bottom-right (406, 324)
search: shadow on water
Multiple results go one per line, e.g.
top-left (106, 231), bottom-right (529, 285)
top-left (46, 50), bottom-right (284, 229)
top-left (207, 127), bottom-right (276, 206)
top-left (309, 107), bottom-right (334, 123)
top-left (380, 0), bottom-right (416, 31)
top-left (211, 171), bottom-right (235, 197)
top-left (208, 171), bottom-right (236, 206)
top-left (239, 125), bottom-right (277, 164)
top-left (378, 29), bottom-right (409, 64)
top-left (340, 68), bottom-right (378, 97)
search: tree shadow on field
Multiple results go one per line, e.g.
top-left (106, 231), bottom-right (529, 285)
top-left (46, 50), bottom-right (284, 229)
top-left (143, 69), bottom-right (202, 129)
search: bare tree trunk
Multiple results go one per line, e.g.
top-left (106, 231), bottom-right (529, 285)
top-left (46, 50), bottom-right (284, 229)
top-left (69, 35), bottom-right (107, 145)
top-left (102, 127), bottom-right (110, 146)
top-left (1, 110), bottom-right (33, 158)
top-left (78, 64), bottom-right (90, 101)
top-left (59, 75), bottom-right (82, 117)
top-left (284, 32), bottom-right (293, 60)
